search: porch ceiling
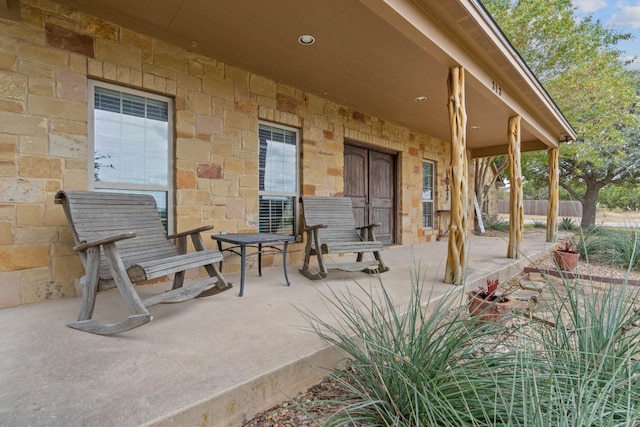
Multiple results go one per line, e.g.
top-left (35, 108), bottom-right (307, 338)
top-left (53, 0), bottom-right (576, 156)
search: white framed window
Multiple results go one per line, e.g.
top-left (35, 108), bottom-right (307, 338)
top-left (88, 80), bottom-right (174, 231)
top-left (422, 160), bottom-right (434, 229)
top-left (258, 122), bottom-right (299, 236)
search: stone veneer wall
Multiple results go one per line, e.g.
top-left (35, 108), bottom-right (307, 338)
top-left (0, 0), bottom-right (452, 308)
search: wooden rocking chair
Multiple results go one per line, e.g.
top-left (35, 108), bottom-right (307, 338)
top-left (299, 196), bottom-right (389, 280)
top-left (55, 190), bottom-right (232, 335)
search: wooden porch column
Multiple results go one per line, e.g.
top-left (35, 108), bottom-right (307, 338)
top-left (547, 147), bottom-right (559, 242)
top-left (445, 66), bottom-right (468, 285)
top-left (507, 116), bottom-right (523, 259)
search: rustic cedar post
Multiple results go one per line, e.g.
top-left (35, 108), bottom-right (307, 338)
top-left (444, 67), bottom-right (468, 284)
top-left (507, 115), bottom-right (523, 259)
top-left (546, 147), bottom-right (559, 242)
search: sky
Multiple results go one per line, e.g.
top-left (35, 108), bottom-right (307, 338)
top-left (573, 0), bottom-right (640, 70)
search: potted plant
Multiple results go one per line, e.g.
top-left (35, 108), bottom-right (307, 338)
top-left (553, 240), bottom-right (579, 271)
top-left (468, 278), bottom-right (512, 325)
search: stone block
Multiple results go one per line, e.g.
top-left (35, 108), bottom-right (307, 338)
top-left (55, 69), bottom-right (87, 101)
top-left (44, 13), bottom-right (76, 32)
top-left (21, 278), bottom-right (75, 304)
top-left (69, 52), bottom-right (87, 74)
top-left (153, 39), bottom-right (187, 73)
top-left (95, 38), bottom-right (141, 71)
top-left (224, 110), bottom-right (251, 130)
top-left (174, 170), bottom-right (195, 190)
top-left (250, 74), bottom-right (276, 97)
top-left (0, 204), bottom-right (14, 221)
top-left (0, 98), bottom-right (24, 113)
top-left (211, 179), bottom-right (238, 198)
top-left (176, 138), bottom-right (211, 161)
top-left (176, 189), bottom-right (211, 206)
top-left (19, 155), bottom-right (62, 178)
top-left (175, 121), bottom-right (195, 139)
top-left (0, 50), bottom-right (17, 71)
top-left (0, 71), bottom-right (26, 100)
top-left (18, 60), bottom-right (54, 79)
top-left (28, 95), bottom-right (86, 121)
top-left (28, 77), bottom-right (55, 97)
top-left (0, 244), bottom-right (49, 272)
top-left (87, 58), bottom-right (102, 77)
top-left (45, 201), bottom-right (69, 226)
top-left (0, 160), bottom-right (15, 176)
top-left (177, 72), bottom-right (201, 91)
top-left (203, 74), bottom-right (234, 99)
top-left (224, 157), bottom-right (244, 174)
top-left (49, 133), bottom-right (87, 159)
top-left (50, 119), bottom-right (86, 135)
top-left (120, 28), bottom-right (152, 51)
top-left (63, 168), bottom-right (88, 189)
top-left (195, 115), bottom-right (223, 135)
top-left (0, 111), bottom-right (47, 137)
top-left (19, 42), bottom-right (69, 68)
top-left (0, 221), bottom-right (13, 244)
top-left (81, 16), bottom-right (118, 41)
top-left (0, 177), bottom-right (46, 202)
top-left (189, 91), bottom-right (211, 114)
top-left (51, 253), bottom-right (85, 279)
top-left (142, 63), bottom-right (177, 80)
top-left (197, 163), bottom-right (222, 180)
top-left (15, 226), bottom-right (58, 244)
top-left (20, 3), bottom-right (43, 27)
top-left (16, 203), bottom-right (43, 227)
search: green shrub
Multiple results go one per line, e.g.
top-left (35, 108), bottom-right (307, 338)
top-left (559, 217), bottom-right (578, 230)
top-left (483, 214), bottom-right (509, 232)
top-left (532, 219), bottom-right (546, 228)
top-left (301, 269), bottom-right (640, 426)
top-left (580, 227), bottom-right (640, 270)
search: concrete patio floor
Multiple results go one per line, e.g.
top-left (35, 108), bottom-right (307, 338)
top-left (0, 232), bottom-right (555, 426)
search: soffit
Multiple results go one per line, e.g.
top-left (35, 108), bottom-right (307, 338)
top-left (53, 0), bottom-right (575, 155)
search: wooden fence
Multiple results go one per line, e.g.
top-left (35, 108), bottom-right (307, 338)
top-left (498, 200), bottom-right (582, 217)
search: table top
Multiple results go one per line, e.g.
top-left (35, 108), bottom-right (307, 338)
top-left (211, 232), bottom-right (295, 245)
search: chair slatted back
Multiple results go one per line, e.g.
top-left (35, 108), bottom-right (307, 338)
top-left (55, 191), bottom-right (178, 280)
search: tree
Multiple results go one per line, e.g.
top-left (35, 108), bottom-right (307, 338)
top-left (474, 156), bottom-right (507, 232)
top-left (482, 0), bottom-right (639, 228)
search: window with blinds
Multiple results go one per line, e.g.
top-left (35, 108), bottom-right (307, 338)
top-left (89, 81), bottom-right (173, 230)
top-left (422, 160), bottom-right (434, 229)
top-left (258, 123), bottom-right (299, 236)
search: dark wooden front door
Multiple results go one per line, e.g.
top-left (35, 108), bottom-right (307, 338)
top-left (344, 144), bottom-right (395, 245)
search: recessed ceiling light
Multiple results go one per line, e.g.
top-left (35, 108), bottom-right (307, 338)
top-left (415, 96), bottom-right (427, 102)
top-left (298, 35), bottom-right (315, 45)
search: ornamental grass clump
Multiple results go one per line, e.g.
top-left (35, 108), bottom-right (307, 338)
top-left (301, 264), bottom-right (640, 426)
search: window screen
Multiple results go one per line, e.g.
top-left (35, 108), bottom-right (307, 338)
top-left (423, 160), bottom-right (434, 228)
top-left (258, 123), bottom-right (298, 235)
top-left (89, 81), bottom-right (173, 230)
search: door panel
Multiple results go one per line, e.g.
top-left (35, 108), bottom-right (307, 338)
top-left (344, 145), bottom-right (367, 227)
top-left (369, 150), bottom-right (394, 244)
top-left (344, 144), bottom-right (396, 245)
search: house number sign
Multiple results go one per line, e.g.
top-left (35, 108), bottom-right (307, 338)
top-left (492, 81), bottom-right (502, 96)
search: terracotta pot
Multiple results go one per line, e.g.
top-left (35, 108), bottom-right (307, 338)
top-left (468, 291), bottom-right (512, 325)
top-left (553, 250), bottom-right (579, 271)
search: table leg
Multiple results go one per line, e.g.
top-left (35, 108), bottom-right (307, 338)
top-left (216, 240), bottom-right (224, 270)
top-left (283, 241), bottom-right (291, 286)
top-left (258, 243), bottom-right (262, 277)
top-left (239, 244), bottom-right (246, 297)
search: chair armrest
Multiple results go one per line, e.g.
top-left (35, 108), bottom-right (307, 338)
top-left (73, 232), bottom-right (136, 251)
top-left (167, 225), bottom-right (214, 240)
top-left (356, 223), bottom-right (381, 231)
top-left (303, 224), bottom-right (328, 232)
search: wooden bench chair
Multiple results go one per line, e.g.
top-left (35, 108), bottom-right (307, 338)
top-left (299, 196), bottom-right (390, 280)
top-left (55, 190), bottom-right (232, 335)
